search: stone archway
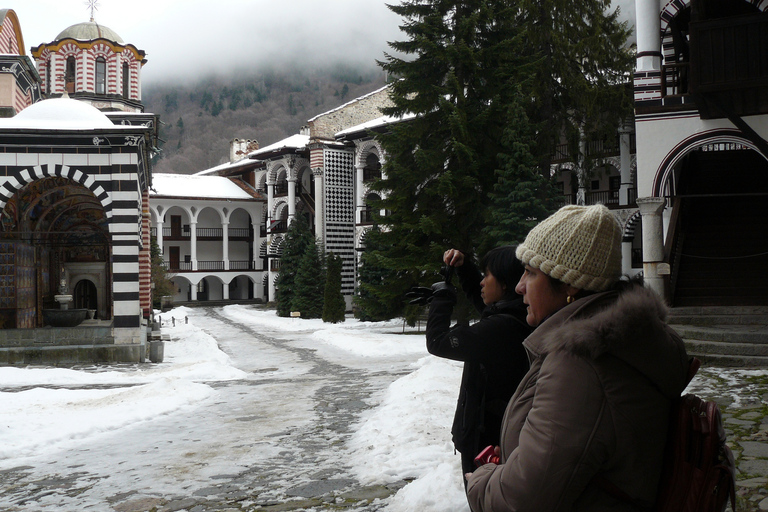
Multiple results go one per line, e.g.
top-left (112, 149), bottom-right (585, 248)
top-left (0, 176), bottom-right (110, 327)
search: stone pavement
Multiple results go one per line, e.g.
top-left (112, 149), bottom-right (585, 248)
top-left (690, 365), bottom-right (768, 511)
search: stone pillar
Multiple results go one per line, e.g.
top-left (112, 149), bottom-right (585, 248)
top-left (190, 221), bottom-right (198, 271)
top-left (287, 176), bottom-right (296, 224)
top-left (356, 163), bottom-right (365, 223)
top-left (222, 281), bottom-right (230, 300)
top-left (635, 0), bottom-right (662, 72)
top-left (252, 220), bottom-right (260, 270)
top-left (619, 124), bottom-right (633, 206)
top-left (222, 222), bottom-right (229, 271)
top-left (190, 282), bottom-right (198, 301)
top-left (637, 197), bottom-right (667, 299)
top-left (266, 176), bottom-right (275, 231)
top-left (156, 219), bottom-right (164, 255)
top-left (313, 168), bottom-right (324, 241)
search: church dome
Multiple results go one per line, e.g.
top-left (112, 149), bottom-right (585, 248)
top-left (55, 21), bottom-right (123, 44)
top-left (6, 98), bottom-right (115, 129)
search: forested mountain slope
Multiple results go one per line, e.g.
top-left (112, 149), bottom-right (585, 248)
top-left (143, 64), bottom-right (387, 175)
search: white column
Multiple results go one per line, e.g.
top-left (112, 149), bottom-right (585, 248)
top-left (267, 178), bottom-right (275, 231)
top-left (252, 220), bottom-right (260, 270)
top-left (287, 177), bottom-right (296, 225)
top-left (190, 222), bottom-right (198, 271)
top-left (622, 239), bottom-right (634, 277)
top-left (635, 0), bottom-right (662, 72)
top-left (356, 164), bottom-right (365, 223)
top-left (313, 169), bottom-right (324, 241)
top-left (637, 197), bottom-right (667, 299)
top-left (222, 222), bottom-right (229, 271)
top-left (222, 281), bottom-right (230, 300)
top-left (190, 282), bottom-right (198, 301)
top-left (619, 124), bottom-right (633, 206)
top-left (156, 219), bottom-right (164, 255)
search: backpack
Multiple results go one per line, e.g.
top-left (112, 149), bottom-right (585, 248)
top-left (653, 357), bottom-right (737, 512)
top-left (595, 357), bottom-right (737, 512)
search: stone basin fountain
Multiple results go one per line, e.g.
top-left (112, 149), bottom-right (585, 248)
top-left (42, 270), bottom-right (88, 327)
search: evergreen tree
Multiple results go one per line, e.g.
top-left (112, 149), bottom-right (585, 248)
top-left (482, 87), bottom-right (559, 251)
top-left (354, 228), bottom-right (402, 322)
top-left (322, 252), bottom-right (346, 323)
top-left (274, 215), bottom-right (313, 317)
top-left (292, 238), bottom-right (324, 319)
top-left (372, 0), bottom-right (533, 306)
top-left (517, 0), bottom-right (634, 176)
top-left (150, 238), bottom-right (175, 309)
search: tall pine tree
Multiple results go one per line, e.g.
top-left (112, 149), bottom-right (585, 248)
top-left (517, 0), bottom-right (634, 176)
top-left (322, 252), bottom-right (346, 323)
top-left (482, 86), bottom-right (559, 250)
top-left (274, 215), bottom-right (314, 317)
top-left (292, 238), bottom-right (324, 319)
top-left (371, 0), bottom-right (533, 308)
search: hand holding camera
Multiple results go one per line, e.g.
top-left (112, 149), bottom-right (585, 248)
top-left (474, 445), bottom-right (501, 467)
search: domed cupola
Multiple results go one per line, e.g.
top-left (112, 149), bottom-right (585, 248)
top-left (31, 15), bottom-right (147, 113)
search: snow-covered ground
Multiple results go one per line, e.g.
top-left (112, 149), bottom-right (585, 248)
top-left (0, 305), bottom-right (470, 511)
top-left (1, 304), bottom-right (763, 512)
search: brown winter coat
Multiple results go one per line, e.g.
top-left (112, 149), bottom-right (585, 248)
top-left (466, 284), bottom-right (689, 512)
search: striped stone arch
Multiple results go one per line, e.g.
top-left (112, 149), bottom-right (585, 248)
top-left (272, 200), bottom-right (289, 222)
top-left (259, 239), bottom-right (268, 258)
top-left (602, 156), bottom-right (621, 170)
top-left (266, 160), bottom-right (288, 183)
top-left (622, 210), bottom-right (642, 242)
top-left (356, 225), bottom-right (372, 248)
top-left (289, 157), bottom-right (310, 181)
top-left (268, 235), bottom-right (284, 256)
top-left (0, 163), bottom-right (113, 218)
top-left (652, 129), bottom-right (768, 197)
top-left (355, 140), bottom-right (385, 168)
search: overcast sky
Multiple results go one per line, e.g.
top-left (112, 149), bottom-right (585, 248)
top-left (11, 0), bottom-right (636, 85)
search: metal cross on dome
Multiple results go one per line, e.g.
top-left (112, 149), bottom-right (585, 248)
top-left (85, 0), bottom-right (99, 22)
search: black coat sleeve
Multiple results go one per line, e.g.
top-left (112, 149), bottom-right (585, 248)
top-left (426, 296), bottom-right (529, 364)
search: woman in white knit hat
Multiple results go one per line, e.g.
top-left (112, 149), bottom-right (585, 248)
top-left (465, 204), bottom-right (690, 512)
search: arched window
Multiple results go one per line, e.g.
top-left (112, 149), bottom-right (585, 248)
top-left (122, 62), bottom-right (129, 97)
top-left (65, 56), bottom-right (76, 93)
top-left (363, 153), bottom-right (382, 182)
top-left (95, 57), bottom-right (106, 94)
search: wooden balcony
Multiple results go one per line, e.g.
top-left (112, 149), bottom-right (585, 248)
top-left (163, 260), bottom-right (262, 272)
top-left (558, 189), bottom-right (637, 209)
top-left (689, 11), bottom-right (768, 118)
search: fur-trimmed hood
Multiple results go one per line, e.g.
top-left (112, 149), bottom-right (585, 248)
top-left (523, 283), bottom-right (689, 399)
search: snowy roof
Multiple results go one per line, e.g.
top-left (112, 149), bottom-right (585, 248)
top-left (335, 112), bottom-right (416, 139)
top-left (307, 84), bottom-right (391, 123)
top-left (150, 173), bottom-right (263, 201)
top-left (248, 134), bottom-right (310, 158)
top-left (194, 156), bottom-right (263, 177)
top-left (0, 98), bottom-right (132, 130)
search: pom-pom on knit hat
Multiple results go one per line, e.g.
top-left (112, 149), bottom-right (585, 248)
top-left (515, 204), bottom-right (622, 292)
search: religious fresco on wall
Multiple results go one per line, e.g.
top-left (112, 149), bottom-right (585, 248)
top-left (0, 178), bottom-right (109, 327)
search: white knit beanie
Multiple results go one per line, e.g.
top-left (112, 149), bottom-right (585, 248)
top-left (515, 204), bottom-right (622, 292)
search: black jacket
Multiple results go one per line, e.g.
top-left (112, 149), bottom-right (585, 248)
top-left (426, 261), bottom-right (532, 469)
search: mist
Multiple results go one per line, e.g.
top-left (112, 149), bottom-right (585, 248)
top-left (15, 0), bottom-right (637, 87)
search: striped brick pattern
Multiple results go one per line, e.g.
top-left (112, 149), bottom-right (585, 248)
top-left (139, 190), bottom-right (151, 319)
top-left (0, 15), bottom-right (20, 55)
top-left (34, 42), bottom-right (143, 100)
top-left (0, 159), bottom-right (144, 330)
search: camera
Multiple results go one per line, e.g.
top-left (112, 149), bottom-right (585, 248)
top-left (474, 445), bottom-right (500, 467)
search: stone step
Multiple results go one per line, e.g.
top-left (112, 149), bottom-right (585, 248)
top-left (686, 351), bottom-right (768, 368)
top-left (671, 324), bottom-right (768, 344)
top-left (684, 339), bottom-right (768, 357)
top-left (669, 314), bottom-right (768, 326)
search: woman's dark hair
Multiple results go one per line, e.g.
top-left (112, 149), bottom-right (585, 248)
top-left (481, 246), bottom-right (525, 298)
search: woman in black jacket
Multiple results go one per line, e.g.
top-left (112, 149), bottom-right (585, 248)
top-left (426, 246), bottom-right (532, 481)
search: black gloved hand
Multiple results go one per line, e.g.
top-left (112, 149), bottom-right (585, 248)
top-left (405, 286), bottom-right (433, 305)
top-left (430, 281), bottom-right (457, 303)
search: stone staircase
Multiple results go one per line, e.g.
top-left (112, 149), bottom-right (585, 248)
top-left (668, 306), bottom-right (768, 367)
